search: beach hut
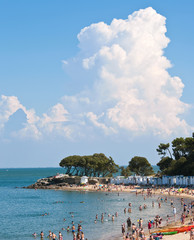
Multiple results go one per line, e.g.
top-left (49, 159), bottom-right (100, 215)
top-left (183, 177), bottom-right (186, 186)
top-left (179, 176), bottom-right (183, 186)
top-left (80, 176), bottom-right (88, 185)
top-left (189, 176), bottom-right (194, 186)
top-left (172, 176), bottom-right (176, 185)
top-left (158, 178), bottom-right (162, 185)
top-left (176, 176), bottom-right (180, 186)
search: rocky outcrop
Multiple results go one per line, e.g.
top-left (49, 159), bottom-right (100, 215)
top-left (25, 175), bottom-right (111, 189)
top-left (26, 175), bottom-right (81, 189)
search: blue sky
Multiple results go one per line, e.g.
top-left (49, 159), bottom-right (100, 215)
top-left (0, 0), bottom-right (194, 168)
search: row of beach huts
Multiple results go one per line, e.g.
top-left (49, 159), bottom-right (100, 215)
top-left (110, 175), bottom-right (194, 187)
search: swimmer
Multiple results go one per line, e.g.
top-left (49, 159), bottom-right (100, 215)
top-left (52, 232), bottom-right (57, 240)
top-left (73, 232), bottom-right (76, 240)
top-left (48, 231), bottom-right (52, 239)
top-left (40, 231), bottom-right (44, 239)
top-left (32, 232), bottom-right (37, 237)
top-left (72, 225), bottom-right (75, 233)
top-left (81, 231), bottom-right (84, 240)
top-left (59, 232), bottom-right (63, 240)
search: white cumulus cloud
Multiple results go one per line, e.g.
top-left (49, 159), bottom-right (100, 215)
top-left (0, 7), bottom-right (193, 140)
top-left (63, 7), bottom-right (193, 137)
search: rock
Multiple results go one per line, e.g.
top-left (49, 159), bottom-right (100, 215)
top-left (88, 178), bottom-right (99, 185)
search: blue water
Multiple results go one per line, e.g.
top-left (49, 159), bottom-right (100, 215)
top-left (0, 168), bottom-right (185, 240)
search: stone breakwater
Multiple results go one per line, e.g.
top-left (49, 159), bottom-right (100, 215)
top-left (25, 175), bottom-right (110, 189)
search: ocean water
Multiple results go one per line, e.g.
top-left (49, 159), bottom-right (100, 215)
top-left (0, 168), bottom-right (185, 240)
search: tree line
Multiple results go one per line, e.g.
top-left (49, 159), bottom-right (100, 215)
top-left (59, 135), bottom-right (194, 177)
top-left (59, 153), bottom-right (119, 177)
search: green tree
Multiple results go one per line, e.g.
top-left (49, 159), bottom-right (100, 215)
top-left (128, 156), bottom-right (154, 176)
top-left (59, 153), bottom-right (119, 177)
top-left (156, 143), bottom-right (173, 159)
top-left (157, 156), bottom-right (173, 174)
top-left (156, 136), bottom-right (194, 176)
top-left (120, 166), bottom-right (131, 178)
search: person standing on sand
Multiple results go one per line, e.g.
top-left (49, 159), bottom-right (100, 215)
top-left (148, 220), bottom-right (152, 234)
top-left (190, 227), bottom-right (194, 240)
top-left (139, 218), bottom-right (143, 228)
top-left (173, 206), bottom-right (176, 221)
top-left (181, 213), bottom-right (185, 224)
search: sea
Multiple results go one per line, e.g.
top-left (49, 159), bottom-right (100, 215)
top-left (0, 168), bottom-right (186, 240)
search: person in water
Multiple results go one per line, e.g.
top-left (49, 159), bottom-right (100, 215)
top-left (81, 231), bottom-right (85, 240)
top-left (59, 232), bottom-right (63, 240)
top-left (40, 231), bottom-right (44, 239)
top-left (52, 232), bottom-right (57, 240)
top-left (72, 225), bottom-right (75, 233)
top-left (32, 232), bottom-right (37, 238)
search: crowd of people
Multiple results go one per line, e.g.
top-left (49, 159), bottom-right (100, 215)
top-left (32, 186), bottom-right (194, 240)
top-left (120, 189), bottom-right (194, 240)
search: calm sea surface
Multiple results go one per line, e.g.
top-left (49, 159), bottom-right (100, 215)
top-left (0, 168), bottom-right (185, 240)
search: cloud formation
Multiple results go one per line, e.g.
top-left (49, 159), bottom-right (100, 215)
top-left (0, 7), bottom-right (193, 140)
top-left (63, 7), bottom-right (192, 137)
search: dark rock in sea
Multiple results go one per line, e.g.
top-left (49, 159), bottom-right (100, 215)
top-left (25, 174), bottom-right (110, 190)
